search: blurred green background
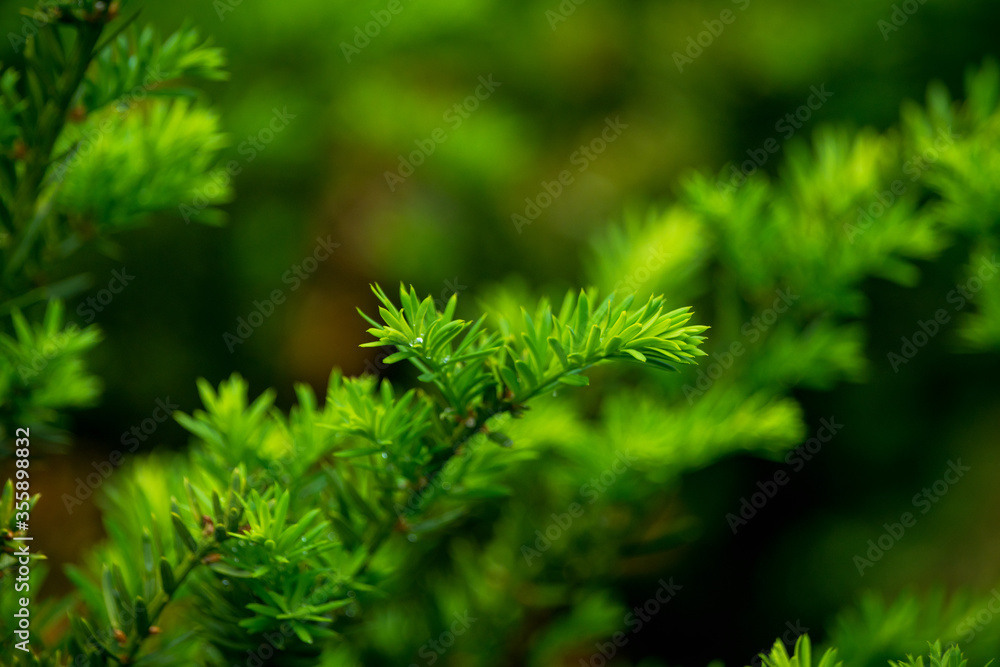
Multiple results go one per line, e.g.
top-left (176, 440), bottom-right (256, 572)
top-left (4, 0), bottom-right (1000, 664)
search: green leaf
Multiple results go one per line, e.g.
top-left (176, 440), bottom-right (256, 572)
top-left (141, 528), bottom-right (155, 575)
top-left (333, 446), bottom-right (383, 458)
top-left (184, 477), bottom-right (203, 525)
top-left (211, 491), bottom-right (225, 525)
top-left (210, 563), bottom-right (257, 578)
top-left (487, 431), bottom-right (513, 447)
top-left (291, 621), bottom-right (314, 644)
top-left (101, 565), bottom-right (122, 630)
top-left (272, 490), bottom-right (291, 533)
top-left (159, 557), bottom-right (176, 594)
top-left (246, 603), bottom-right (281, 617)
top-left (557, 374), bottom-right (589, 387)
top-left (548, 335), bottom-right (569, 368)
top-left (311, 599), bottom-right (352, 614)
top-left (623, 348), bottom-right (647, 362)
top-left (329, 514), bottom-right (360, 547)
top-left (171, 512), bottom-right (198, 553)
top-left (135, 596), bottom-right (150, 636)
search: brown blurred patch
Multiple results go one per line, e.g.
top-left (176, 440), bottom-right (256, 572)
top-left (2, 443), bottom-right (106, 599)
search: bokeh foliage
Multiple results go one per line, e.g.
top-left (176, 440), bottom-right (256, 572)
top-left (2, 0), bottom-right (1000, 666)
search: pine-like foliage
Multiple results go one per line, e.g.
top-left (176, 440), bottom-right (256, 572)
top-left (0, 301), bottom-right (100, 444)
top-left (886, 642), bottom-right (988, 667)
top-left (751, 635), bottom-right (842, 667)
top-left (2, 284), bottom-right (708, 665)
top-left (0, 0), bottom-right (227, 447)
top-left (4, 2), bottom-right (1000, 666)
top-left (747, 635), bottom-right (990, 667)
